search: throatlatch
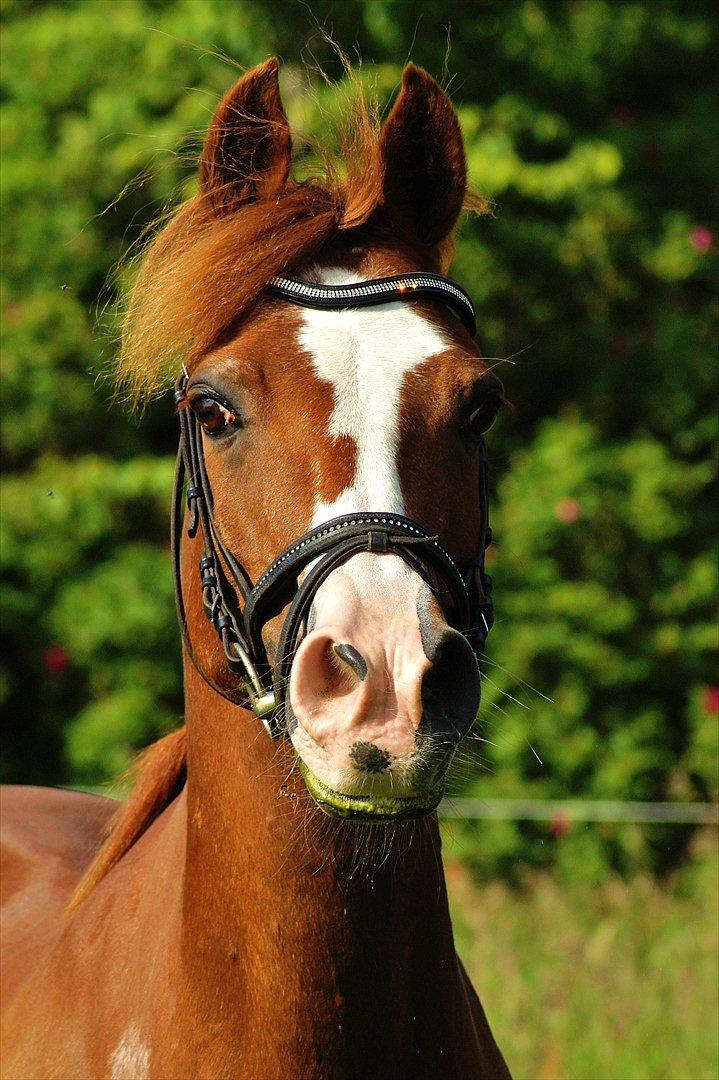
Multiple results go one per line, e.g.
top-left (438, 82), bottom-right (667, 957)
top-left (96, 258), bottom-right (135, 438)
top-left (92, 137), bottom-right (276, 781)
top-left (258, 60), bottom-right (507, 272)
top-left (171, 272), bottom-right (494, 738)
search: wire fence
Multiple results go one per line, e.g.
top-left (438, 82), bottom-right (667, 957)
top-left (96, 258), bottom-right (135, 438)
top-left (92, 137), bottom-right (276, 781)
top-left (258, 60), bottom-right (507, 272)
top-left (68, 786), bottom-right (718, 825)
top-left (438, 799), bottom-right (719, 824)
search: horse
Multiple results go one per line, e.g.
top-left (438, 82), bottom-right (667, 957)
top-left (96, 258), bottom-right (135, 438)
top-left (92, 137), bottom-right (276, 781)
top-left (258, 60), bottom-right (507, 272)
top-left (0, 60), bottom-right (511, 1079)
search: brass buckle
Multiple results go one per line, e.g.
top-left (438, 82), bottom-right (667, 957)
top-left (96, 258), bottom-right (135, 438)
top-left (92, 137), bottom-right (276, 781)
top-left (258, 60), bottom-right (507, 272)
top-left (228, 641), bottom-right (278, 727)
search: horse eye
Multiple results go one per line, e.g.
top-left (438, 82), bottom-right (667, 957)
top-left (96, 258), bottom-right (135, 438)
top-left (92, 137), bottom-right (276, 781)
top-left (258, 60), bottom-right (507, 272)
top-left (465, 398), bottom-right (500, 439)
top-left (190, 396), bottom-right (238, 436)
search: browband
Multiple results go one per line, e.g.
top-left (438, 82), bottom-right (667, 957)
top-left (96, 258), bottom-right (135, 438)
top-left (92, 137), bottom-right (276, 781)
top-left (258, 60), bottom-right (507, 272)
top-left (267, 273), bottom-right (477, 337)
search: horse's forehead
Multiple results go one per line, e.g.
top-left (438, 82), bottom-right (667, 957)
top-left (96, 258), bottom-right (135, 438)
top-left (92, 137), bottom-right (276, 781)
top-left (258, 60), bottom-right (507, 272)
top-left (220, 265), bottom-right (466, 408)
top-left (293, 268), bottom-right (452, 406)
top-left (272, 269), bottom-right (456, 520)
top-left (298, 303), bottom-right (449, 399)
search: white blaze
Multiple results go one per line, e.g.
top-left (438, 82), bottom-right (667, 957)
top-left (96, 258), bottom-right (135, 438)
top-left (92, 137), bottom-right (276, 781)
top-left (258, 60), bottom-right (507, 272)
top-left (298, 268), bottom-right (449, 529)
top-left (289, 269), bottom-right (452, 781)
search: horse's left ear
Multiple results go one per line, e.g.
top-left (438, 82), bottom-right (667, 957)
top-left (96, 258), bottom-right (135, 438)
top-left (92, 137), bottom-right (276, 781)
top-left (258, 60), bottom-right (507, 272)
top-left (380, 65), bottom-right (466, 247)
top-left (200, 58), bottom-right (292, 216)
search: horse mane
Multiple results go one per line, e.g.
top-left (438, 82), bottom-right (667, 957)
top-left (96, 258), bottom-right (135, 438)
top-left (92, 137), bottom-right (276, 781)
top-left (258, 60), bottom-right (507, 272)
top-left (116, 78), bottom-right (380, 404)
top-left (68, 727), bottom-right (187, 913)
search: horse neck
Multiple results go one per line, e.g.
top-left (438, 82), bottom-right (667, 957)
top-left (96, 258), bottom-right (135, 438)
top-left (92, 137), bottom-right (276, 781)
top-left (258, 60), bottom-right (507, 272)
top-left (179, 666), bottom-right (484, 1074)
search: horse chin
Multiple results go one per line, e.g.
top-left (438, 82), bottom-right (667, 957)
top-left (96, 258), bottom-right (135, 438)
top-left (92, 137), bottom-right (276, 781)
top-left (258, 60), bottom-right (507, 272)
top-left (295, 758), bottom-right (444, 822)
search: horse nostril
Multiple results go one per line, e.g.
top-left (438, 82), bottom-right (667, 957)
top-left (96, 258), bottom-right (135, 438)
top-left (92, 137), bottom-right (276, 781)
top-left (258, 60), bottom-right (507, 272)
top-left (349, 741), bottom-right (392, 774)
top-left (332, 643), bottom-right (368, 681)
top-left (420, 628), bottom-right (480, 739)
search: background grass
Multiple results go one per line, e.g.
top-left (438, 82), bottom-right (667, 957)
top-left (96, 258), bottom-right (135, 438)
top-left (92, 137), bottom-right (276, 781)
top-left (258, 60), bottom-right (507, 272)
top-left (447, 829), bottom-right (718, 1079)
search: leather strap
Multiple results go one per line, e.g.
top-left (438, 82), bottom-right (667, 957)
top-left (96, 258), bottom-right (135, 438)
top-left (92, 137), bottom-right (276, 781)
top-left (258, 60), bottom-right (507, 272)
top-left (244, 512), bottom-right (469, 658)
top-left (267, 273), bottom-right (477, 336)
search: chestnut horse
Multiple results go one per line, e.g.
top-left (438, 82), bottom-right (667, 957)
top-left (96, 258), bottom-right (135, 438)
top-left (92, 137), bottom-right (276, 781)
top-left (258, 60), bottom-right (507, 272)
top-left (0, 61), bottom-right (510, 1079)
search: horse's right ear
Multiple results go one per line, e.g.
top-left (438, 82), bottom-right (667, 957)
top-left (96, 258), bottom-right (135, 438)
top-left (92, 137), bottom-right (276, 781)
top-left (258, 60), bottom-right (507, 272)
top-left (200, 59), bottom-right (292, 216)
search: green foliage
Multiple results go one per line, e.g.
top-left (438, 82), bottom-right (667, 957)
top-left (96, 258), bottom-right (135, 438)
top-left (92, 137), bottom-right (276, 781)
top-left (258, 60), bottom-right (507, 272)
top-left (451, 415), bottom-right (716, 878)
top-left (0, 455), bottom-right (177, 782)
top-left (1, 1), bottom-right (716, 876)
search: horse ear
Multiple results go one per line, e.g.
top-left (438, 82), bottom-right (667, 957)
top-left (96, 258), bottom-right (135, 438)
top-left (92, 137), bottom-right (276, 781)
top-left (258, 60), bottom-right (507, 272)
top-left (380, 65), bottom-right (467, 247)
top-left (200, 59), bottom-right (292, 215)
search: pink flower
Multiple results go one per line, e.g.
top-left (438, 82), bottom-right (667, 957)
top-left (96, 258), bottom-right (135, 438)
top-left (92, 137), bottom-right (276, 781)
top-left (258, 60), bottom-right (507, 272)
top-left (703, 687), bottom-right (719, 715)
top-left (550, 812), bottom-right (571, 838)
top-left (43, 645), bottom-right (69, 674)
top-left (555, 498), bottom-right (582, 524)
top-left (689, 226), bottom-right (714, 253)
top-left (611, 106), bottom-right (634, 127)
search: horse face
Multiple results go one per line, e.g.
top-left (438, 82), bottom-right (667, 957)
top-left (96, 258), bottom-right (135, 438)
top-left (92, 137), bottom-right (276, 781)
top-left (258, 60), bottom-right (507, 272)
top-left (188, 257), bottom-right (502, 817)
top-left (180, 60), bottom-right (503, 818)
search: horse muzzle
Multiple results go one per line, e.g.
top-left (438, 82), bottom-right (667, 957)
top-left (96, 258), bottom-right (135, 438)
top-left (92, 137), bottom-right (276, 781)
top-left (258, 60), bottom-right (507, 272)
top-left (285, 565), bottom-right (481, 821)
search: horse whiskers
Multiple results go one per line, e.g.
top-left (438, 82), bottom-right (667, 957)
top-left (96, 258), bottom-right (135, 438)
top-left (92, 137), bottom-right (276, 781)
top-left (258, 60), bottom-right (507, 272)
top-left (269, 637), bottom-right (303, 672)
top-left (472, 710), bottom-right (511, 733)
top-left (527, 741), bottom-right (544, 765)
top-left (481, 339), bottom-right (537, 373)
top-left (485, 699), bottom-right (514, 720)
top-left (250, 738), bottom-right (289, 783)
top-left (480, 655), bottom-right (554, 703)
top-left (449, 748), bottom-right (492, 772)
top-left (464, 733), bottom-right (500, 747)
top-left (479, 672), bottom-right (530, 711)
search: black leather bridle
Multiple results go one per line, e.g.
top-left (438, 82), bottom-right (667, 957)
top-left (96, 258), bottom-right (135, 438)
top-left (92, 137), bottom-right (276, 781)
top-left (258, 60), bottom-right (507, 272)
top-left (172, 272), bottom-right (494, 737)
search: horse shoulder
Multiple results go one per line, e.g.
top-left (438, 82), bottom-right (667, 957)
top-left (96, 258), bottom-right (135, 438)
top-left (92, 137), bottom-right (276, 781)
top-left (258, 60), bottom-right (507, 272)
top-left (2, 787), bottom-right (187, 1080)
top-left (0, 785), bottom-right (118, 1005)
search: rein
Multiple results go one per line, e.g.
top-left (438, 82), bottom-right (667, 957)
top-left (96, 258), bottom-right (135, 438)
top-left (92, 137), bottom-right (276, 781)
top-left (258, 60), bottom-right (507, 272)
top-left (172, 272), bottom-right (494, 737)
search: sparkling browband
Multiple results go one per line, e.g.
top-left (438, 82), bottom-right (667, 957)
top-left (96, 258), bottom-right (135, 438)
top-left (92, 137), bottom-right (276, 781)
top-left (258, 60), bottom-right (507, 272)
top-left (266, 273), bottom-right (477, 337)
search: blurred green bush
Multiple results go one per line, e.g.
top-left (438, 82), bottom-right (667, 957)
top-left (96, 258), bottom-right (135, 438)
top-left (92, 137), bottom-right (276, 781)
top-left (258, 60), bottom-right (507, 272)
top-left (1, 0), bottom-right (716, 877)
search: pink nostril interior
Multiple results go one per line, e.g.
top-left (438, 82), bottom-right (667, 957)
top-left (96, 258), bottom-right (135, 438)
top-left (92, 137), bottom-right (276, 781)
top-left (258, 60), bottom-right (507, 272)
top-left (289, 620), bottom-right (427, 764)
top-left (296, 633), bottom-right (360, 703)
top-left (289, 630), bottom-right (372, 752)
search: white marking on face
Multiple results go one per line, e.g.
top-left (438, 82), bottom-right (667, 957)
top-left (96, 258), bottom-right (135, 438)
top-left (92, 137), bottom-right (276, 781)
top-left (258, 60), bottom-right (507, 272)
top-left (299, 268), bottom-right (450, 529)
top-left (110, 1023), bottom-right (150, 1080)
top-left (288, 269), bottom-right (455, 782)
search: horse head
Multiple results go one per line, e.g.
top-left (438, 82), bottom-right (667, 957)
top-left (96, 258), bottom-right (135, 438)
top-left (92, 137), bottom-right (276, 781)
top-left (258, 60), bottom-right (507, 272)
top-left (126, 60), bottom-right (504, 821)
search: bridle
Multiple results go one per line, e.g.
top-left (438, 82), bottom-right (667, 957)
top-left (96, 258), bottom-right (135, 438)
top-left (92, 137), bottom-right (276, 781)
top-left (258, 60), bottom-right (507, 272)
top-left (172, 272), bottom-right (494, 738)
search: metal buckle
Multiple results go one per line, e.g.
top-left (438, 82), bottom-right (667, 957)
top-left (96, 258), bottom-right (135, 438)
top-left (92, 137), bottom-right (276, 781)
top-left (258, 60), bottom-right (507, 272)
top-left (367, 530), bottom-right (389, 553)
top-left (227, 641), bottom-right (278, 730)
top-left (246, 687), bottom-right (278, 720)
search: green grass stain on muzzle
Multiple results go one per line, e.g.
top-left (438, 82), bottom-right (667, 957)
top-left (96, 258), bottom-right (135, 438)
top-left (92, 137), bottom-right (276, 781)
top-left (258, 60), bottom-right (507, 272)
top-left (297, 759), bottom-right (444, 821)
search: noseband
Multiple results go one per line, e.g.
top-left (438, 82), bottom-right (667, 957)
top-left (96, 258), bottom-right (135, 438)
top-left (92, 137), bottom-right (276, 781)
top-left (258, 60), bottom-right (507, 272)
top-left (172, 272), bottom-right (494, 737)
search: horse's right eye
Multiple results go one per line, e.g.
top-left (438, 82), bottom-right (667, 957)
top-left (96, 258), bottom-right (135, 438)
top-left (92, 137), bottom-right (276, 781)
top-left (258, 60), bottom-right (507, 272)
top-left (190, 396), bottom-right (239, 437)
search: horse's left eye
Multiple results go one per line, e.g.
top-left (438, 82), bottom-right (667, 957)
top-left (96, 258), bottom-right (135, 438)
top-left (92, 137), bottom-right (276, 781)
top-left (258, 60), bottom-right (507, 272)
top-left (190, 396), bottom-right (238, 436)
top-left (464, 396), bottom-right (501, 440)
